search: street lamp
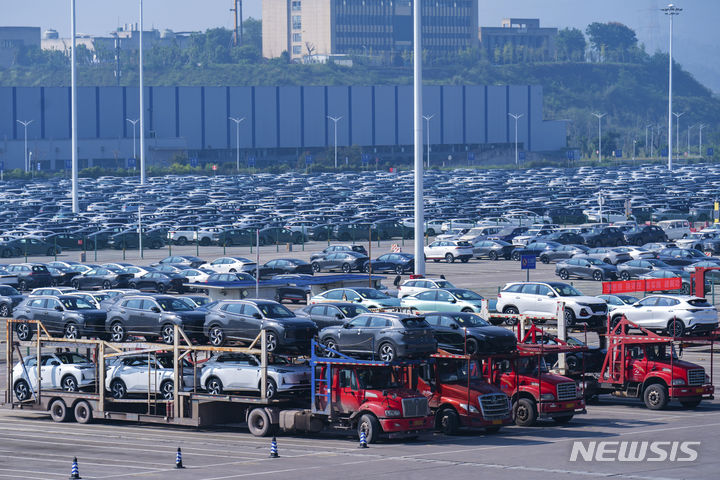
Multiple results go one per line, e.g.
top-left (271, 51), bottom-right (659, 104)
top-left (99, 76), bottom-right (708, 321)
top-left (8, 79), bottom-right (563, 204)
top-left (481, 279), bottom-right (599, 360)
top-left (508, 113), bottom-right (523, 167)
top-left (688, 123), bottom-right (696, 156)
top-left (663, 3), bottom-right (682, 171)
top-left (633, 139), bottom-right (637, 162)
top-left (228, 116), bottom-right (245, 171)
top-left (422, 114), bottom-right (434, 168)
top-left (699, 124), bottom-right (706, 156)
top-left (327, 115), bottom-right (342, 168)
top-left (16, 119), bottom-right (33, 173)
top-left (673, 111), bottom-right (684, 162)
top-left (592, 113), bottom-right (607, 162)
top-left (139, 0), bottom-right (146, 185)
top-left (70, 0), bottom-right (78, 212)
top-left (413, 0), bottom-right (424, 275)
top-left (126, 118), bottom-right (139, 160)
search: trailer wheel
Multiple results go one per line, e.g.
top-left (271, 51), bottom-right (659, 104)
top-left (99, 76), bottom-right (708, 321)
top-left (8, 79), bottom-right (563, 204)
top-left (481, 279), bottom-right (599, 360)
top-left (357, 413), bottom-right (380, 444)
top-left (438, 408), bottom-right (460, 435)
top-left (513, 398), bottom-right (537, 426)
top-left (14, 380), bottom-right (31, 401)
top-left (74, 400), bottom-right (93, 424)
top-left (552, 414), bottom-right (574, 424)
top-left (247, 408), bottom-right (273, 437)
top-left (643, 383), bottom-right (669, 410)
top-left (50, 399), bottom-right (72, 423)
top-left (680, 398), bottom-right (702, 409)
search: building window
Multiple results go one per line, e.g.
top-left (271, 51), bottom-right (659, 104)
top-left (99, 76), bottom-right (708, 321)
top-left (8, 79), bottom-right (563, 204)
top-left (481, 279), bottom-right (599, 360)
top-left (292, 45), bottom-right (302, 54)
top-left (293, 33), bottom-right (302, 42)
top-left (292, 15), bottom-right (302, 30)
top-left (292, 0), bottom-right (301, 11)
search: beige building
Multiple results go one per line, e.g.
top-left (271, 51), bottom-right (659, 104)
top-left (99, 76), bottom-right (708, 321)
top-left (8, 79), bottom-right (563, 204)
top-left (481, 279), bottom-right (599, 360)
top-left (263, 0), bottom-right (479, 62)
top-left (479, 18), bottom-right (557, 61)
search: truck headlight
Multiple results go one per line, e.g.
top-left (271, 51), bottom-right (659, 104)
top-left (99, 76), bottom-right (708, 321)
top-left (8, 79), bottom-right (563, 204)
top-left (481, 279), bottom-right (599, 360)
top-left (672, 379), bottom-right (686, 386)
top-left (540, 393), bottom-right (555, 401)
top-left (458, 403), bottom-right (479, 413)
top-left (385, 409), bottom-right (401, 417)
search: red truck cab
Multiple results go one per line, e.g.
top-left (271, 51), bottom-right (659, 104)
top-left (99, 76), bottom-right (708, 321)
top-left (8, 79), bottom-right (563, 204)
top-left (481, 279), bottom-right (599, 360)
top-left (411, 356), bottom-right (512, 434)
top-left (485, 353), bottom-right (585, 426)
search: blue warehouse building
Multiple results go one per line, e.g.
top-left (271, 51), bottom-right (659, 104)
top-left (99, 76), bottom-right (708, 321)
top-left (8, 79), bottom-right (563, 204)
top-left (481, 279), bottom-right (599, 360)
top-left (0, 85), bottom-right (566, 170)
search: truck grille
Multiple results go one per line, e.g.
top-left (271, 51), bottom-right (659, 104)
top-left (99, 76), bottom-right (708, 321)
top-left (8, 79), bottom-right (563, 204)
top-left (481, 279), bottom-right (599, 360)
top-left (557, 382), bottom-right (577, 401)
top-left (401, 397), bottom-right (429, 418)
top-left (688, 369), bottom-right (705, 386)
top-left (589, 304), bottom-right (607, 314)
top-left (478, 393), bottom-right (510, 420)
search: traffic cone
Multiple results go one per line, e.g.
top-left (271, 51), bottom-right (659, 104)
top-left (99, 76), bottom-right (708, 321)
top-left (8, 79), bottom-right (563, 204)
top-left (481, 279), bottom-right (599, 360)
top-left (269, 437), bottom-right (279, 458)
top-left (358, 430), bottom-right (368, 448)
top-left (69, 457), bottom-right (81, 479)
top-left (175, 447), bottom-right (185, 469)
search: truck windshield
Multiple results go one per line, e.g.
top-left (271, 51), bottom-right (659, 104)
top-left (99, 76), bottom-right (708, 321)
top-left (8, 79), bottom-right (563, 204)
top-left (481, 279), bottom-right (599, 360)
top-left (438, 359), bottom-right (482, 383)
top-left (516, 356), bottom-right (549, 375)
top-left (356, 367), bottom-right (401, 389)
top-left (646, 345), bottom-right (678, 361)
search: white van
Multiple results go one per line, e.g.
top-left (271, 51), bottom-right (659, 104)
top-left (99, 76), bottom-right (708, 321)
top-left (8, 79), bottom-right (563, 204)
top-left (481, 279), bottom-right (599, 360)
top-left (657, 219), bottom-right (691, 240)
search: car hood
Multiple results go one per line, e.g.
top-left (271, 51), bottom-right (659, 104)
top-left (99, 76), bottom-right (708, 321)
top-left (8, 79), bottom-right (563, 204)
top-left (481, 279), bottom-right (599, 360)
top-left (268, 317), bottom-right (318, 328)
top-left (441, 381), bottom-right (506, 397)
top-left (560, 295), bottom-right (604, 305)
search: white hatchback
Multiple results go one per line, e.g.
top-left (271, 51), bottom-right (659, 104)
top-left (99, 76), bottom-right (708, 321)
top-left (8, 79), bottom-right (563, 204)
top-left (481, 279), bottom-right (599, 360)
top-left (424, 240), bottom-right (474, 263)
top-left (398, 278), bottom-right (456, 298)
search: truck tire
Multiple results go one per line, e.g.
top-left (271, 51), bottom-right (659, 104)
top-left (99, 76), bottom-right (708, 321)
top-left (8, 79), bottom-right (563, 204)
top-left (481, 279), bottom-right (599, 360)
top-left (438, 408), bottom-right (460, 435)
top-left (50, 399), bottom-right (72, 423)
top-left (74, 400), bottom-right (93, 424)
top-left (680, 398), bottom-right (702, 409)
top-left (357, 413), bottom-right (380, 444)
top-left (513, 398), bottom-right (537, 426)
top-left (552, 414), bottom-right (574, 424)
top-left (643, 383), bottom-right (669, 410)
top-left (247, 408), bottom-right (274, 437)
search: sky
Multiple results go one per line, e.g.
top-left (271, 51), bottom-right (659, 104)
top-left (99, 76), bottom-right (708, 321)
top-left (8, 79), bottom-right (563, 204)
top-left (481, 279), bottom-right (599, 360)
top-left (4, 0), bottom-right (719, 91)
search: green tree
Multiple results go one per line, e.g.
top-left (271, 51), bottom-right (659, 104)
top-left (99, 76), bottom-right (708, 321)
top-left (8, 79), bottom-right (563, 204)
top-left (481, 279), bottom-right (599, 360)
top-left (586, 22), bottom-right (638, 62)
top-left (242, 18), bottom-right (262, 51)
top-left (557, 28), bottom-right (586, 62)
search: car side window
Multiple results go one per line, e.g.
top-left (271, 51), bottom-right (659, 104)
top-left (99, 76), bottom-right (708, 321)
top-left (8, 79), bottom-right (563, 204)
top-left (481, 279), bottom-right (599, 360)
top-left (536, 285), bottom-right (551, 296)
top-left (367, 317), bottom-right (389, 328)
top-left (338, 369), bottom-right (358, 390)
top-left (436, 290), bottom-right (452, 302)
top-left (46, 299), bottom-right (61, 310)
top-left (521, 284), bottom-right (538, 295)
top-left (141, 300), bottom-right (158, 311)
top-left (438, 316), bottom-right (456, 327)
top-left (417, 291), bottom-right (436, 300)
top-left (424, 314), bottom-right (440, 325)
top-left (348, 316), bottom-right (369, 327)
top-left (226, 303), bottom-right (243, 314)
top-left (310, 306), bottom-right (327, 315)
top-left (324, 290), bottom-right (344, 300)
top-left (638, 298), bottom-right (658, 307)
top-left (244, 305), bottom-right (261, 317)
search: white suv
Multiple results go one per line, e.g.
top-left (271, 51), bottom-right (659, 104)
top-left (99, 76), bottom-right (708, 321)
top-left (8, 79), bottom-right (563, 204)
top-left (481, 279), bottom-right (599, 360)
top-left (610, 295), bottom-right (718, 336)
top-left (13, 352), bottom-right (96, 401)
top-left (424, 240), bottom-right (474, 263)
top-left (512, 224), bottom-right (560, 246)
top-left (398, 277), bottom-right (456, 298)
top-left (495, 281), bottom-right (608, 326)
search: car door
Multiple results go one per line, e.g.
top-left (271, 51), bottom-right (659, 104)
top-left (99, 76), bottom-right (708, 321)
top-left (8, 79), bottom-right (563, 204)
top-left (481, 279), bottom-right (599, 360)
top-left (312, 305), bottom-right (333, 329)
top-left (120, 299), bottom-right (143, 332)
top-left (335, 368), bottom-right (362, 414)
top-left (238, 304), bottom-right (262, 341)
top-left (360, 316), bottom-right (388, 354)
top-left (627, 297), bottom-right (658, 326)
top-left (426, 241), bottom-right (441, 258)
top-left (40, 355), bottom-right (61, 389)
top-left (435, 314), bottom-right (462, 349)
top-left (136, 299), bottom-right (160, 334)
top-left (123, 357), bottom-right (150, 392)
top-left (534, 284), bottom-right (558, 316)
top-left (411, 290), bottom-right (437, 310)
top-left (516, 283), bottom-right (541, 315)
top-left (222, 303), bottom-right (245, 336)
top-left (223, 355), bottom-right (259, 390)
top-left (575, 259), bottom-right (592, 279)
top-left (652, 297), bottom-right (678, 327)
top-left (626, 346), bottom-right (648, 383)
top-left (435, 289), bottom-right (458, 312)
top-left (43, 298), bottom-right (65, 334)
top-left (336, 316), bottom-right (369, 352)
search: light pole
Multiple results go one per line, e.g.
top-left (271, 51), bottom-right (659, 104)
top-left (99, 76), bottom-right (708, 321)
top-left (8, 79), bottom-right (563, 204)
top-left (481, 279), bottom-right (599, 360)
top-left (508, 113), bottom-right (523, 167)
top-left (70, 0), bottom-right (78, 212)
top-left (422, 114), bottom-right (434, 168)
top-left (413, 0), bottom-right (424, 275)
top-left (16, 120), bottom-right (33, 173)
top-left (673, 111), bottom-right (684, 162)
top-left (650, 125), bottom-right (656, 158)
top-left (327, 115), bottom-right (342, 168)
top-left (139, 0), bottom-right (146, 185)
top-left (229, 116), bottom-right (245, 171)
top-left (592, 113), bottom-right (607, 162)
top-left (687, 123), bottom-right (696, 156)
top-left (699, 124), bottom-right (706, 156)
top-left (126, 118), bottom-right (139, 160)
top-left (645, 124), bottom-right (652, 157)
top-left (633, 139), bottom-right (637, 162)
top-left (663, 3), bottom-right (682, 171)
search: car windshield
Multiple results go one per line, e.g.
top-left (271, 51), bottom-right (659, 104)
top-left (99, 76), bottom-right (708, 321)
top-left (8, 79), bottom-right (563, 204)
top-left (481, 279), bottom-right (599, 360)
top-left (516, 356), bottom-right (549, 374)
top-left (356, 367), bottom-right (401, 389)
top-left (587, 258), bottom-right (605, 265)
top-left (258, 303), bottom-right (295, 318)
top-left (158, 298), bottom-right (193, 311)
top-left (0, 285), bottom-right (19, 295)
top-left (438, 359), bottom-right (482, 383)
top-left (448, 289), bottom-right (483, 300)
top-left (548, 283), bottom-right (583, 296)
top-left (435, 280), bottom-right (455, 288)
top-left (356, 288), bottom-right (389, 299)
top-left (454, 314), bottom-right (490, 327)
top-left (60, 298), bottom-right (95, 310)
top-left (338, 304), bottom-right (370, 317)
top-left (618, 295), bottom-right (639, 304)
top-left (55, 353), bottom-right (91, 364)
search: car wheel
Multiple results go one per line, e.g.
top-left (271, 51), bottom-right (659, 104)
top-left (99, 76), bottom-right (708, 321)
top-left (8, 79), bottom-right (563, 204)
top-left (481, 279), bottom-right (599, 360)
top-left (427, 228), bottom-right (436, 237)
top-left (666, 318), bottom-right (685, 337)
top-left (128, 282), bottom-right (137, 290)
top-left (323, 338), bottom-right (339, 357)
top-left (177, 237), bottom-right (188, 246)
top-left (262, 378), bottom-right (278, 399)
top-left (643, 383), bottom-right (669, 410)
top-left (341, 263), bottom-right (351, 273)
top-left (540, 255), bottom-right (549, 264)
top-left (110, 321), bottom-right (127, 342)
top-left (566, 355), bottom-right (579, 372)
top-left (102, 280), bottom-right (111, 289)
top-left (438, 408), bottom-right (460, 435)
top-left (461, 307), bottom-right (474, 313)
top-left (61, 375), bottom-right (79, 392)
top-left (681, 283), bottom-right (691, 295)
top-left (161, 324), bottom-right (175, 344)
top-left (18, 280), bottom-right (27, 292)
top-left (14, 380), bottom-right (31, 401)
top-left (0, 303), bottom-right (11, 317)
top-left (46, 248), bottom-right (56, 256)
top-left (511, 252), bottom-right (521, 261)
top-left (265, 331), bottom-right (278, 352)
top-left (603, 258), bottom-right (612, 264)
top-left (206, 377), bottom-right (224, 395)
top-left (15, 321), bottom-right (32, 341)
top-left (160, 380), bottom-right (174, 400)
top-left (488, 251), bottom-right (498, 261)
top-left (71, 280), bottom-right (80, 290)
top-left (592, 270), bottom-right (603, 281)
top-left (445, 253), bottom-right (455, 263)
top-left (558, 269), bottom-right (569, 280)
top-left (247, 408), bottom-right (274, 437)
top-left (208, 325), bottom-right (226, 347)
top-left (74, 400), bottom-right (93, 424)
top-left (465, 337), bottom-right (480, 355)
top-left (395, 265), bottom-right (404, 275)
top-left (311, 262), bottom-right (321, 273)
top-left (110, 379), bottom-right (127, 399)
top-left (156, 283), bottom-right (166, 294)
top-left (50, 278), bottom-right (59, 287)
top-left (200, 238), bottom-right (211, 246)
top-left (610, 316), bottom-right (622, 332)
top-left (503, 306), bottom-right (519, 326)
top-left (460, 257), bottom-right (469, 263)
top-left (357, 413), bottom-right (380, 444)
top-left (513, 398), bottom-right (537, 426)
top-left (151, 240), bottom-right (162, 249)
top-left (49, 399), bottom-right (72, 423)
top-left (620, 271), bottom-right (631, 281)
top-left (564, 309), bottom-right (576, 327)
top-left (63, 322), bottom-right (79, 339)
top-left (378, 342), bottom-right (396, 362)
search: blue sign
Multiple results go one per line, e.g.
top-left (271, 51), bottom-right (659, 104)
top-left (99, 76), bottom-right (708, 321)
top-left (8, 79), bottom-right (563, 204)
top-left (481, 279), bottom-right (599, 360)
top-left (615, 149), bottom-right (622, 158)
top-left (36, 162), bottom-right (41, 171)
top-left (518, 151), bottom-right (526, 161)
top-left (65, 159), bottom-right (72, 170)
top-left (566, 150), bottom-right (574, 160)
top-left (662, 148), bottom-right (668, 156)
top-left (467, 152), bottom-right (475, 162)
top-left (128, 158), bottom-right (136, 168)
top-left (361, 153), bottom-right (370, 164)
top-left (520, 255), bottom-right (536, 270)
top-left (247, 156), bottom-right (256, 167)
top-left (305, 155), bottom-right (313, 165)
top-left (190, 156), bottom-right (198, 167)
top-left (709, 148), bottom-right (715, 157)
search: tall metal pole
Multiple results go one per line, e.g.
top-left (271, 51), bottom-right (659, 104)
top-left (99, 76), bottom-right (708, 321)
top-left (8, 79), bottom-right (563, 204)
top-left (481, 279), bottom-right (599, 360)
top-left (327, 116), bottom-right (342, 168)
top-left (688, 124), bottom-right (695, 156)
top-left (699, 124), bottom-right (705, 156)
top-left (422, 114), bottom-right (434, 169)
top-left (508, 113), bottom-right (523, 167)
top-left (592, 113), bottom-right (606, 162)
top-left (413, 0), bottom-right (424, 275)
top-left (229, 117), bottom-right (245, 171)
top-left (673, 112), bottom-right (684, 162)
top-left (645, 124), bottom-right (651, 157)
top-left (70, 0), bottom-right (78, 212)
top-left (139, 0), bottom-right (146, 185)
top-left (126, 118), bottom-right (139, 159)
top-left (663, 4), bottom-right (682, 171)
top-left (650, 125), bottom-right (655, 158)
top-left (16, 120), bottom-right (32, 173)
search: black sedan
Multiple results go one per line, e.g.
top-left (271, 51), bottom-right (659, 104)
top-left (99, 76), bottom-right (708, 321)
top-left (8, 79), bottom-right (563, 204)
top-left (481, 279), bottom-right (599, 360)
top-left (510, 241), bottom-right (563, 261)
top-left (155, 255), bottom-right (205, 269)
top-left (129, 272), bottom-right (188, 294)
top-left (71, 267), bottom-right (134, 290)
top-left (538, 244), bottom-right (589, 264)
top-left (543, 231), bottom-right (586, 245)
top-left (365, 253), bottom-right (414, 274)
top-left (206, 272), bottom-right (256, 283)
top-left (616, 258), bottom-right (683, 280)
top-left (624, 225), bottom-right (668, 246)
top-left (555, 258), bottom-right (618, 281)
top-left (311, 251), bottom-right (368, 273)
top-left (258, 258), bottom-right (314, 277)
top-left (272, 274), bottom-right (313, 304)
top-left (296, 302), bottom-right (370, 329)
top-left (424, 312), bottom-right (516, 354)
top-left (472, 240), bottom-right (514, 260)
top-left (5, 237), bottom-right (61, 256)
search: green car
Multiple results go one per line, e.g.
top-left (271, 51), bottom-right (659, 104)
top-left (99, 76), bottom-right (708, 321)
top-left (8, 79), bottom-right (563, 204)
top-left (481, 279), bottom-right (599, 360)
top-left (309, 287), bottom-right (400, 310)
top-left (400, 288), bottom-right (485, 313)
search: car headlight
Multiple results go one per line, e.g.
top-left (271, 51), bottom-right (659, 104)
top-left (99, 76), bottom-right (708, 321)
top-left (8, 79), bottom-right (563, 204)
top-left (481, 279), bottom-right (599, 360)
top-left (385, 409), bottom-right (401, 417)
top-left (672, 379), bottom-right (686, 386)
top-left (458, 403), bottom-right (479, 413)
top-left (540, 393), bottom-right (555, 401)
